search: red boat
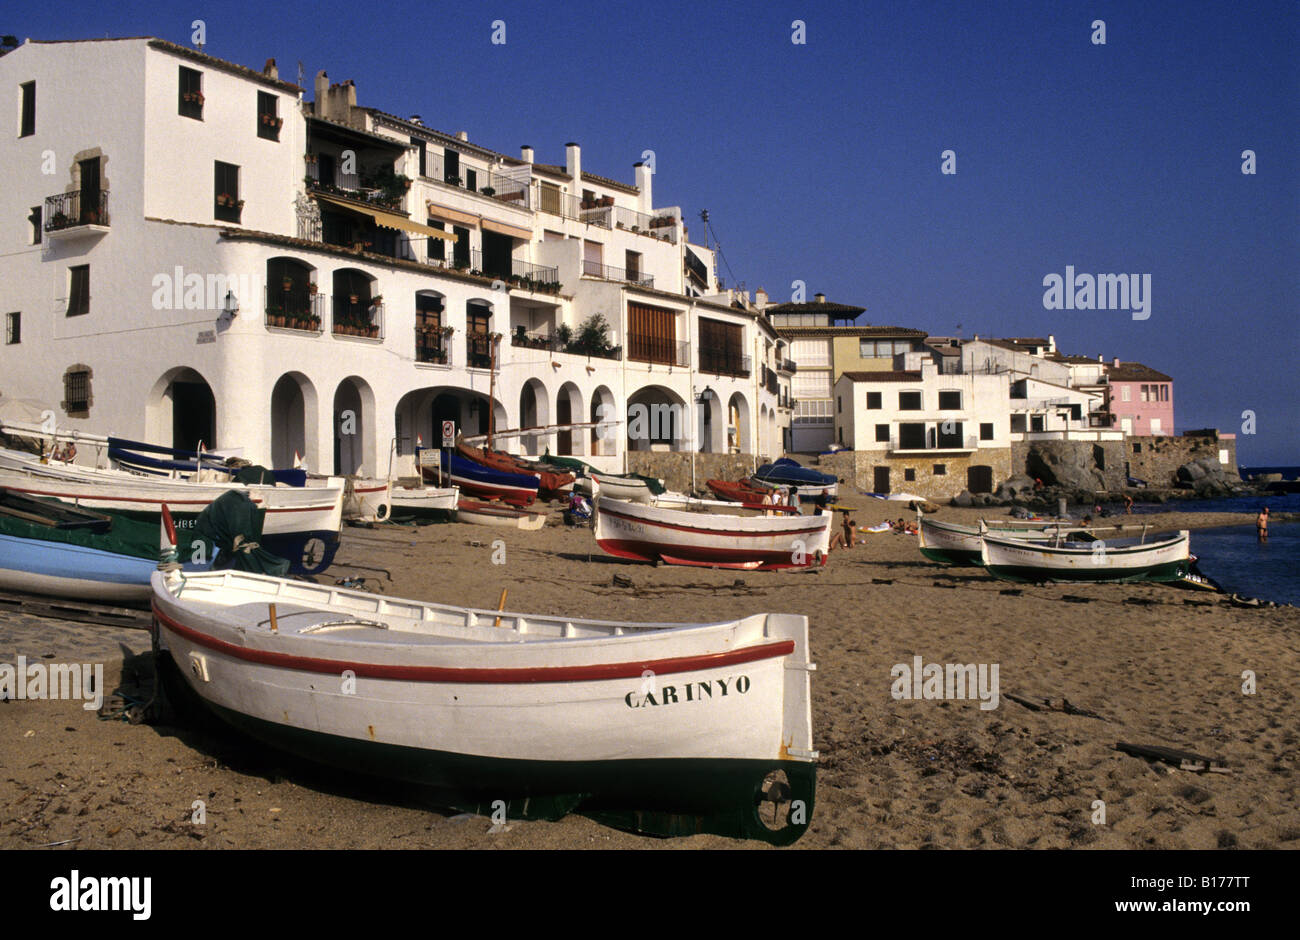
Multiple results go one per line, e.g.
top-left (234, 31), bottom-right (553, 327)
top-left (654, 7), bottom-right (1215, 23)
top-left (707, 478), bottom-right (779, 504)
top-left (455, 443), bottom-right (575, 500)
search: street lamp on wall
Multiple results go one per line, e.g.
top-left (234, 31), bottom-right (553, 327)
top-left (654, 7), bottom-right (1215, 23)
top-left (223, 290), bottom-right (239, 318)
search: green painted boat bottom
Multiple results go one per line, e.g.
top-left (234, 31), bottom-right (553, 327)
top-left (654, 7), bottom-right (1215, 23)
top-left (984, 559), bottom-right (1190, 584)
top-left (918, 546), bottom-right (983, 567)
top-left (159, 656), bottom-right (814, 845)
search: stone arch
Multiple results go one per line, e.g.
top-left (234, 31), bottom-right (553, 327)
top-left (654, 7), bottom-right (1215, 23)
top-left (270, 371), bottom-right (318, 469)
top-left (695, 387), bottom-right (724, 453)
top-left (518, 377), bottom-right (551, 456)
top-left (728, 392), bottom-right (751, 454)
top-left (332, 375), bottom-right (376, 476)
top-left (145, 366), bottom-right (217, 451)
top-left (555, 381), bottom-right (584, 456)
top-left (627, 385), bottom-right (688, 453)
top-left (589, 385), bottom-right (616, 457)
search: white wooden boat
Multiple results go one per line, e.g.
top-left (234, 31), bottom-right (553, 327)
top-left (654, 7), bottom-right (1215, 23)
top-left (917, 516), bottom-right (1095, 566)
top-left (594, 496), bottom-right (832, 569)
top-left (651, 493), bottom-right (798, 515)
top-left (0, 447), bottom-right (344, 574)
top-left (388, 483), bottom-right (459, 520)
top-left (589, 473), bottom-right (652, 503)
top-left (980, 528), bottom-right (1191, 583)
top-left (456, 498), bottom-right (547, 530)
top-left (150, 566), bottom-right (817, 843)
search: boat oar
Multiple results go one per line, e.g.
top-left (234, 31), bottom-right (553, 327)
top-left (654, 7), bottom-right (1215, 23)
top-left (494, 588), bottom-right (508, 627)
top-left (268, 603), bottom-right (279, 633)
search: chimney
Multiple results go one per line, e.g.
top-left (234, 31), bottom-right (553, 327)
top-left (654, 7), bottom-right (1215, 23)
top-left (634, 161), bottom-right (653, 213)
top-left (1098, 354), bottom-right (1104, 363)
top-left (263, 58), bottom-right (278, 80)
top-left (409, 114), bottom-right (423, 126)
top-left (520, 145), bottom-right (534, 164)
top-left (755, 287), bottom-right (768, 310)
top-left (1112, 357), bottom-right (1121, 368)
top-left (456, 131), bottom-right (468, 142)
top-left (814, 292), bottom-right (825, 303)
top-left (565, 142), bottom-right (581, 183)
top-left (1047, 334), bottom-right (1056, 353)
top-left (314, 70), bottom-right (328, 109)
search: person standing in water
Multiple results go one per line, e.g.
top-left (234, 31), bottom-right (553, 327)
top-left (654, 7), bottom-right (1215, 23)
top-left (1257, 506), bottom-right (1269, 542)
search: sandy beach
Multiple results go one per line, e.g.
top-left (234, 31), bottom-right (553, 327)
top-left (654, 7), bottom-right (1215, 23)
top-left (2, 502), bottom-right (1297, 850)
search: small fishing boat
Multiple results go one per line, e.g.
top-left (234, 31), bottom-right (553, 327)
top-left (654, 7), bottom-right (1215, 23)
top-left (455, 443), bottom-right (575, 499)
top-left (917, 516), bottom-right (1096, 566)
top-left (980, 528), bottom-right (1191, 583)
top-left (388, 482), bottom-right (459, 521)
top-left (707, 478), bottom-right (777, 504)
top-left (589, 472), bottom-right (654, 503)
top-left (0, 446), bottom-right (344, 574)
top-left (753, 458), bottom-right (838, 500)
top-left (150, 564), bottom-right (817, 844)
top-left (418, 448), bottom-right (539, 506)
top-left (594, 496), bottom-right (832, 569)
top-left (654, 492), bottom-right (798, 515)
top-left (456, 498), bottom-right (547, 530)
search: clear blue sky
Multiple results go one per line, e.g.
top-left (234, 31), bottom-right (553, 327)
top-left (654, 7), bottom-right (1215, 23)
top-left (10, 0), bottom-right (1298, 463)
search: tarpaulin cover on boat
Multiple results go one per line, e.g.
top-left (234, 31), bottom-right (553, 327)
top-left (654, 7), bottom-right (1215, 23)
top-left (190, 490), bottom-right (290, 576)
top-left (0, 493), bottom-right (159, 559)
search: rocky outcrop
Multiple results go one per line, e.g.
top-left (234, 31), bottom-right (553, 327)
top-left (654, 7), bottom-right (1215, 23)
top-left (1176, 457), bottom-right (1244, 497)
top-left (1025, 442), bottom-right (1106, 492)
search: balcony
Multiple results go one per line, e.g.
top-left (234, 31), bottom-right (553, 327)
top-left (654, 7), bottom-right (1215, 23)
top-left (511, 327), bottom-right (621, 361)
top-left (330, 297), bottom-right (384, 341)
top-left (44, 191), bottom-right (110, 239)
top-left (469, 250), bottom-right (560, 293)
top-left (888, 433), bottom-right (979, 454)
top-left (536, 190), bottom-right (677, 243)
top-left (582, 259), bottom-right (653, 289)
top-left (264, 288), bottom-right (324, 334)
top-left (699, 349), bottom-right (751, 378)
top-left (415, 328), bottom-right (452, 366)
top-left (778, 357), bottom-right (797, 374)
top-left (306, 161), bottom-right (409, 213)
top-left (466, 333), bottom-right (498, 370)
top-left (627, 333), bottom-right (689, 368)
top-left (762, 367), bottom-right (779, 395)
top-left (421, 153), bottom-right (532, 209)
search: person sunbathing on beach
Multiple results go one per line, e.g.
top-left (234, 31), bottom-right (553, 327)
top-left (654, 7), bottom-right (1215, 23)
top-left (830, 514), bottom-right (857, 550)
top-left (1258, 506), bottom-right (1269, 542)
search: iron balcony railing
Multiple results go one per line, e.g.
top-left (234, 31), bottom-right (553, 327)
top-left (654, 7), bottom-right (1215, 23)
top-left (264, 288), bottom-right (324, 333)
top-left (889, 433), bottom-right (979, 452)
top-left (466, 333), bottom-right (498, 370)
top-left (44, 191), bottom-right (110, 231)
top-left (582, 258), bottom-right (653, 289)
top-left (510, 328), bottom-right (621, 361)
top-left (415, 328), bottom-right (451, 366)
top-left (699, 349), bottom-right (751, 377)
top-left (626, 334), bottom-right (689, 368)
top-left (762, 367), bottom-right (779, 395)
top-left (420, 152), bottom-right (532, 209)
top-left (612, 206), bottom-right (677, 243)
top-left (535, 188), bottom-right (677, 243)
top-left (330, 297), bottom-right (385, 341)
top-left (468, 250), bottom-right (560, 290)
top-left (778, 357), bottom-right (797, 373)
top-left (306, 163), bottom-right (407, 213)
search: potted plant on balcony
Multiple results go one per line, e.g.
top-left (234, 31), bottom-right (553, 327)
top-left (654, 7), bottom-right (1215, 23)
top-left (281, 277), bottom-right (294, 291)
top-left (480, 186), bottom-right (495, 197)
top-left (600, 196), bottom-right (614, 207)
top-left (555, 324), bottom-right (573, 350)
top-left (369, 295), bottom-right (383, 307)
top-left (445, 176), bottom-right (462, 187)
top-left (441, 325), bottom-right (455, 337)
top-left (216, 193), bottom-right (232, 207)
top-left (307, 282), bottom-right (318, 295)
top-left (514, 324), bottom-right (527, 344)
top-left (348, 294), bottom-right (359, 305)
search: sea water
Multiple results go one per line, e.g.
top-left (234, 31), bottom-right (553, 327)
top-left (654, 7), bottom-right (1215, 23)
top-left (1186, 523), bottom-right (1299, 606)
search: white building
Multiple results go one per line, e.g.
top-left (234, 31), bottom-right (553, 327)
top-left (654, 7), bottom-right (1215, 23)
top-left (0, 37), bottom-right (785, 478)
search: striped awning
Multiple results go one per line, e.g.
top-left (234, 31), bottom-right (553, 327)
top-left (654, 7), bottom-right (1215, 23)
top-left (315, 193), bottom-right (456, 240)
top-left (481, 218), bottom-right (532, 241)
top-left (425, 202), bottom-right (480, 227)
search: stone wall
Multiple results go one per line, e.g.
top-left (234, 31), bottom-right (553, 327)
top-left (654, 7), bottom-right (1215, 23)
top-left (811, 448), bottom-right (1013, 501)
top-left (626, 452), bottom-right (765, 494)
top-left (1126, 432), bottom-right (1239, 486)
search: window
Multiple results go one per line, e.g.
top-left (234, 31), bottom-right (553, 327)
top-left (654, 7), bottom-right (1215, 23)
top-left (625, 250), bottom-right (641, 282)
top-left (1121, 386), bottom-right (1131, 402)
top-left (452, 225), bottom-right (470, 267)
top-left (904, 468), bottom-right (916, 482)
top-left (1030, 415), bottom-right (1045, 432)
top-left (214, 161), bottom-right (241, 223)
top-left (859, 339), bottom-right (910, 358)
top-left (427, 218), bottom-right (445, 261)
top-left (1133, 442), bottom-right (1142, 453)
top-left (29, 206), bottom-right (41, 244)
top-left (627, 302), bottom-right (679, 367)
top-left (1150, 418), bottom-right (1162, 435)
top-left (178, 67), bottom-right (203, 119)
top-left (67, 265), bottom-right (90, 316)
top-left (1161, 385), bottom-right (1169, 402)
top-left (1140, 384), bottom-right (1150, 402)
top-left (866, 391), bottom-right (882, 409)
top-left (938, 390), bottom-right (961, 410)
top-left (19, 81), bottom-right (35, 136)
top-left (465, 168), bottom-right (477, 192)
top-left (898, 390), bottom-right (922, 410)
top-left (62, 365), bottom-right (92, 417)
top-left (4, 312), bottom-right (18, 345)
top-left (979, 422), bottom-right (994, 441)
top-left (466, 301), bottom-right (492, 368)
top-left (937, 421), bottom-right (963, 449)
top-left (898, 423), bottom-right (926, 449)
top-left (257, 91), bottom-right (280, 140)
top-left (836, 397), bottom-right (842, 414)
top-left (933, 464), bottom-right (947, 476)
top-left (444, 149), bottom-right (460, 184)
top-left (415, 292), bottom-right (445, 364)
top-left (875, 424), bottom-right (889, 443)
top-left (411, 138), bottom-right (427, 177)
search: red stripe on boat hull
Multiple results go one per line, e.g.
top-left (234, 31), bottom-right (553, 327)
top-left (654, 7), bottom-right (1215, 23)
top-left (152, 605), bottom-right (794, 682)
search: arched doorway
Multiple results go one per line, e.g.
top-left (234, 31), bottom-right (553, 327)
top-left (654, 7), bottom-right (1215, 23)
top-left (518, 378), bottom-right (550, 456)
top-left (333, 376), bottom-right (375, 475)
top-left (556, 382), bottom-right (583, 456)
top-left (728, 392), bottom-right (751, 454)
top-left (270, 372), bottom-right (318, 469)
top-left (590, 385), bottom-right (616, 457)
top-left (696, 388), bottom-right (724, 453)
top-left (627, 386), bottom-right (688, 453)
top-left (146, 367), bottom-right (216, 451)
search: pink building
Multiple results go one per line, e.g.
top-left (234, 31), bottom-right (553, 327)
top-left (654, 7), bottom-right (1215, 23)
top-left (1105, 359), bottom-right (1174, 436)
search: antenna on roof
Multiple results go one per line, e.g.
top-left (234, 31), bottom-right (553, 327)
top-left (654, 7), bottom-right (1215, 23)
top-left (297, 61), bottom-right (305, 88)
top-left (699, 209), bottom-right (709, 250)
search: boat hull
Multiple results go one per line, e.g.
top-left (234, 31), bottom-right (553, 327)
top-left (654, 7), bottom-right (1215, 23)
top-left (420, 450), bottom-right (538, 506)
top-left (590, 473), bottom-right (652, 503)
top-left (456, 499), bottom-right (547, 530)
top-left (0, 533), bottom-right (156, 602)
top-left (388, 486), bottom-right (459, 521)
top-left (150, 570), bottom-right (817, 843)
top-left (594, 497), bottom-right (832, 569)
top-left (981, 531), bottom-right (1191, 583)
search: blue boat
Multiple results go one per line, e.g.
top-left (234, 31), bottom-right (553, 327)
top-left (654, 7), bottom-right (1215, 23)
top-left (107, 436), bottom-right (307, 487)
top-left (753, 459), bottom-right (839, 499)
top-left (417, 448), bottom-right (539, 506)
top-left (0, 489), bottom-right (286, 605)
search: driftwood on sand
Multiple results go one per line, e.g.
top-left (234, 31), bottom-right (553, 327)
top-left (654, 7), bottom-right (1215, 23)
top-left (1115, 741), bottom-right (1232, 774)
